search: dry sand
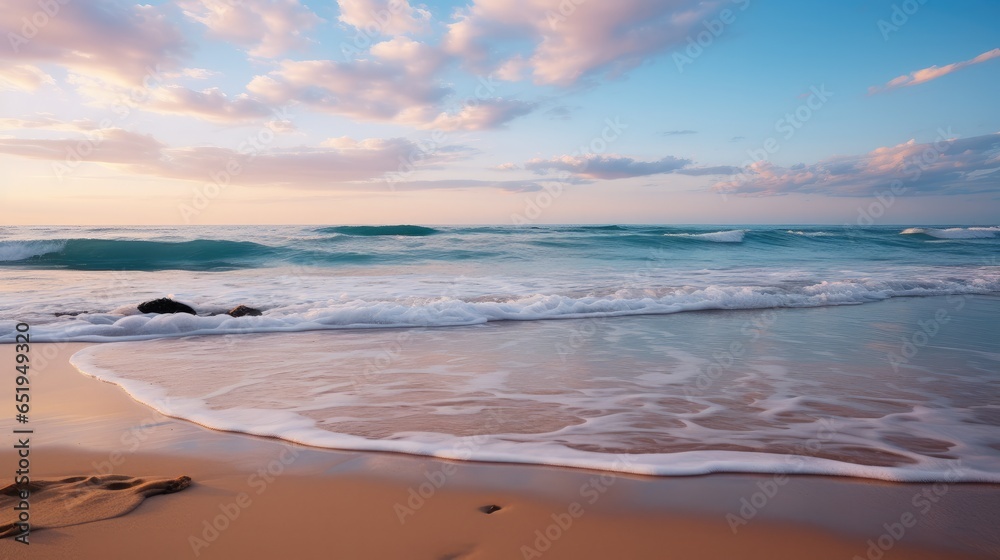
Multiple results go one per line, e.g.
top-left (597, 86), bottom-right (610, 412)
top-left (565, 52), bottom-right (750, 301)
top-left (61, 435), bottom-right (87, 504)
top-left (1, 342), bottom-right (998, 559)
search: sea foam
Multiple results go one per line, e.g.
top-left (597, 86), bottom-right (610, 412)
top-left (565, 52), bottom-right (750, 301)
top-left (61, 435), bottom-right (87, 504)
top-left (901, 226), bottom-right (1000, 239)
top-left (68, 305), bottom-right (1000, 482)
top-left (0, 240), bottom-right (67, 261)
top-left (663, 229), bottom-right (746, 242)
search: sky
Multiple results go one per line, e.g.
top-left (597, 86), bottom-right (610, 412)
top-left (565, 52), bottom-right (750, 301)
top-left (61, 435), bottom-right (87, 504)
top-left (0, 0), bottom-right (998, 225)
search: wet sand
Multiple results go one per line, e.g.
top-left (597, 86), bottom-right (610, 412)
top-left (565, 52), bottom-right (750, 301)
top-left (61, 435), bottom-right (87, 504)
top-left (1, 342), bottom-right (998, 559)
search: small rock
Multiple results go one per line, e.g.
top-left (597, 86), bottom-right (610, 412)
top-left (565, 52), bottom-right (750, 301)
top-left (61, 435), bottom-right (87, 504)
top-left (227, 305), bottom-right (262, 317)
top-left (138, 298), bottom-right (196, 315)
top-left (478, 505), bottom-right (501, 514)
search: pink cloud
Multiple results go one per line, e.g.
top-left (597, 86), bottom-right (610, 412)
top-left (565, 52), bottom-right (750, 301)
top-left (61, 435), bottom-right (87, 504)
top-left (443, 0), bottom-right (713, 86)
top-left (247, 38), bottom-right (533, 130)
top-left (337, 0), bottom-right (431, 36)
top-left (179, 0), bottom-right (322, 58)
top-left (424, 99), bottom-right (535, 131)
top-left (869, 48), bottom-right (1000, 94)
top-left (714, 133), bottom-right (1000, 196)
top-left (0, 127), bottom-right (440, 188)
top-left (145, 86), bottom-right (274, 124)
top-left (0, 1), bottom-right (187, 86)
top-left (0, 63), bottom-right (54, 91)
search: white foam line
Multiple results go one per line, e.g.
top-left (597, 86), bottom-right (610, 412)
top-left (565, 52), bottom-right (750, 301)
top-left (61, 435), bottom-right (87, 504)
top-left (68, 345), bottom-right (1000, 483)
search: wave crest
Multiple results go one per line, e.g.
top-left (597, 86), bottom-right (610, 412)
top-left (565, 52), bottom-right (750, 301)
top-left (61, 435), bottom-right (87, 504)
top-left (0, 240), bottom-right (67, 262)
top-left (318, 225), bottom-right (440, 237)
top-left (664, 230), bottom-right (746, 243)
top-left (901, 226), bottom-right (999, 239)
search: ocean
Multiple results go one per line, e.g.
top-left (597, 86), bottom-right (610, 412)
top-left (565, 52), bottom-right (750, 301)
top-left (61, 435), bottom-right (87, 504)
top-left (2, 224), bottom-right (999, 481)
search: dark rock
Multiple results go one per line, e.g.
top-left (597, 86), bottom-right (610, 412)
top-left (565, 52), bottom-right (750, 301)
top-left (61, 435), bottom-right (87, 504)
top-left (138, 298), bottom-right (196, 315)
top-left (478, 505), bottom-right (501, 514)
top-left (227, 305), bottom-right (262, 317)
top-left (54, 311), bottom-right (85, 317)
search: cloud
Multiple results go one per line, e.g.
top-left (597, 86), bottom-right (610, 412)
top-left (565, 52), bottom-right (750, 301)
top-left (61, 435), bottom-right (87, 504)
top-left (730, 136), bottom-right (746, 142)
top-left (337, 0), bottom-right (431, 35)
top-left (179, 0), bottom-right (322, 58)
top-left (869, 48), bottom-right (1000, 94)
top-left (660, 129), bottom-right (698, 136)
top-left (145, 86), bottom-right (274, 124)
top-left (247, 55), bottom-right (446, 123)
top-left (0, 115), bottom-right (101, 131)
top-left (713, 133), bottom-right (1000, 196)
top-left (525, 154), bottom-right (691, 179)
top-left (0, 63), bottom-right (54, 91)
top-left (176, 68), bottom-right (219, 80)
top-left (386, 179), bottom-right (555, 192)
top-left (543, 105), bottom-right (578, 120)
top-left (520, 153), bottom-right (739, 180)
top-left (247, 38), bottom-right (532, 130)
top-left (266, 120), bottom-right (297, 133)
top-left (0, 1), bottom-right (188, 86)
top-left (676, 165), bottom-right (741, 176)
top-left (0, 128), bottom-right (440, 188)
top-left (424, 99), bottom-right (535, 131)
top-left (443, 0), bottom-right (712, 86)
top-left (60, 72), bottom-right (277, 125)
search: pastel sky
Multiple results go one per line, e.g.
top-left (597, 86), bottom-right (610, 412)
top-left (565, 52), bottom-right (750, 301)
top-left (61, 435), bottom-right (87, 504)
top-left (1, 0), bottom-right (998, 225)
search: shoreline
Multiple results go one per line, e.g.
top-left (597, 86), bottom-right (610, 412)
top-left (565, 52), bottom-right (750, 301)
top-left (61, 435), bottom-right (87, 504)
top-left (1, 340), bottom-right (998, 558)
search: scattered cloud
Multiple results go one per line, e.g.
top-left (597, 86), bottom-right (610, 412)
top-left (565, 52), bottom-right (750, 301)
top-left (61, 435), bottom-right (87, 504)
top-left (543, 105), bottom-right (578, 121)
top-left (337, 0), bottom-right (431, 36)
top-left (676, 165), bottom-right (742, 176)
top-left (660, 129), bottom-right (698, 136)
top-left (0, 128), bottom-right (438, 188)
top-left (713, 133), bottom-right (1000, 196)
top-left (144, 86), bottom-right (274, 124)
top-left (0, 115), bottom-right (101, 131)
top-left (424, 99), bottom-right (535, 131)
top-left (443, 0), bottom-right (712, 87)
top-left (179, 0), bottom-right (322, 58)
top-left (869, 48), bottom-right (1000, 94)
top-left (0, 63), bottom-right (54, 92)
top-left (247, 37), bottom-right (532, 130)
top-left (387, 179), bottom-right (556, 192)
top-left (267, 120), bottom-right (297, 134)
top-left (176, 68), bottom-right (219, 80)
top-left (521, 153), bottom-right (739, 180)
top-left (0, 1), bottom-right (188, 86)
top-left (730, 136), bottom-right (746, 142)
top-left (525, 154), bottom-right (688, 179)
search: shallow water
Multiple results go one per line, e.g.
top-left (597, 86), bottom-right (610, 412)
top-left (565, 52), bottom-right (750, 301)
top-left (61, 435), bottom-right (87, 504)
top-left (70, 295), bottom-right (1000, 481)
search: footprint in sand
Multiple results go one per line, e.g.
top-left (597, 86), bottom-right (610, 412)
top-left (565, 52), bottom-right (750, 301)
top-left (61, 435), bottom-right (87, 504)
top-left (0, 474), bottom-right (191, 538)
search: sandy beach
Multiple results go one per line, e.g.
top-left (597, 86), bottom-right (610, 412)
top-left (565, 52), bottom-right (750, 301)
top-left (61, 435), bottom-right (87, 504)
top-left (3, 0), bottom-right (999, 555)
top-left (2, 341), bottom-right (998, 559)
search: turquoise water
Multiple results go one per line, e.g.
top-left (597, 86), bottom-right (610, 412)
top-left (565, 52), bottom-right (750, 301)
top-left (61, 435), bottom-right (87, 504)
top-left (3, 225), bottom-right (998, 480)
top-left (0, 224), bottom-right (997, 342)
top-left (0, 224), bottom-right (997, 272)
